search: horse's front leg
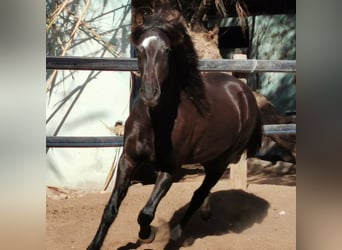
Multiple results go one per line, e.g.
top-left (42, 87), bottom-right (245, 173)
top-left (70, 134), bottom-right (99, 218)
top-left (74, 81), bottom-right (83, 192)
top-left (137, 170), bottom-right (173, 242)
top-left (87, 154), bottom-right (135, 250)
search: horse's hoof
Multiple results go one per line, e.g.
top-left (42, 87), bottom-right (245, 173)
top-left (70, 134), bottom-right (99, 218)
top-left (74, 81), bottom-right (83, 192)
top-left (138, 229), bottom-right (155, 244)
top-left (170, 224), bottom-right (182, 241)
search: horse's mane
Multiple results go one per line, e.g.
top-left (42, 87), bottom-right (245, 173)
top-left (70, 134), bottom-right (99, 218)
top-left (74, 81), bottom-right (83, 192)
top-left (131, 14), bottom-right (209, 116)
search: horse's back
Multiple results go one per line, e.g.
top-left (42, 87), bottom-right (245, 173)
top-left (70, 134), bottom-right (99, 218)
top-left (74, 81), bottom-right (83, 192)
top-left (203, 72), bottom-right (253, 98)
top-left (203, 72), bottom-right (258, 119)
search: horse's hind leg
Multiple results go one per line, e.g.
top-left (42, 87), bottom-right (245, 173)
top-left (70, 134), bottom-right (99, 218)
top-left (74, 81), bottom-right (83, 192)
top-left (170, 159), bottom-right (228, 240)
top-left (87, 154), bottom-right (135, 250)
top-left (137, 170), bottom-right (173, 243)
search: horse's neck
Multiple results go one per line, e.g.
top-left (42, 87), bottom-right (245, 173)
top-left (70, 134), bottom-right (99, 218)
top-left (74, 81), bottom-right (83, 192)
top-left (160, 74), bottom-right (182, 105)
top-left (148, 77), bottom-right (180, 130)
top-left (147, 80), bottom-right (180, 157)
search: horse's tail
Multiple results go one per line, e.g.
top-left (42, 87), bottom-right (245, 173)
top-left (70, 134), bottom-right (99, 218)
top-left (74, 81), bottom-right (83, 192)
top-left (246, 112), bottom-right (263, 158)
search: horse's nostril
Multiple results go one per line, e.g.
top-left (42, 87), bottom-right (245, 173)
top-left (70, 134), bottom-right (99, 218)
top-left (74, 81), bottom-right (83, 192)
top-left (139, 86), bottom-right (160, 101)
top-left (154, 87), bottom-right (160, 96)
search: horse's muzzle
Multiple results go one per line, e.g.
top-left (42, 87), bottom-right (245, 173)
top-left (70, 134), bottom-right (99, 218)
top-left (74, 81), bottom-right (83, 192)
top-left (139, 85), bottom-right (161, 107)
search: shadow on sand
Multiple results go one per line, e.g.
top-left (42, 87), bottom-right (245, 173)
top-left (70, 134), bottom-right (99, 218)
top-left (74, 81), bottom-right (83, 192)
top-left (117, 189), bottom-right (269, 250)
top-left (164, 189), bottom-right (270, 249)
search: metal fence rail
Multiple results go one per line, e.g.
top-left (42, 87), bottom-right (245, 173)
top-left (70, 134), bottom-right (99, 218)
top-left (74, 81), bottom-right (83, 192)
top-left (46, 136), bottom-right (124, 148)
top-left (46, 56), bottom-right (296, 148)
top-left (46, 124), bottom-right (296, 148)
top-left (46, 56), bottom-right (296, 73)
top-left (263, 124), bottom-right (296, 135)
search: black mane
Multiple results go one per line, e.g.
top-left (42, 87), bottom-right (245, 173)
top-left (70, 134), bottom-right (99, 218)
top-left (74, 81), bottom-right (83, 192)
top-left (131, 14), bottom-right (209, 115)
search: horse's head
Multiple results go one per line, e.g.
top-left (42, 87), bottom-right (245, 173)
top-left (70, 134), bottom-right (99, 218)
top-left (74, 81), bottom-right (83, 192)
top-left (132, 15), bottom-right (206, 113)
top-left (135, 29), bottom-right (171, 107)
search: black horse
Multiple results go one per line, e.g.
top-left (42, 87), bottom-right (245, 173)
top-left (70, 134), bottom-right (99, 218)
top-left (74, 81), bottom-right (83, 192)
top-left (88, 14), bottom-right (262, 249)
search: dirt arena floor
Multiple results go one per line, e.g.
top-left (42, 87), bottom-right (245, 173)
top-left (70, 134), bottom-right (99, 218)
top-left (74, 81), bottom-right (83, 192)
top-left (46, 159), bottom-right (296, 250)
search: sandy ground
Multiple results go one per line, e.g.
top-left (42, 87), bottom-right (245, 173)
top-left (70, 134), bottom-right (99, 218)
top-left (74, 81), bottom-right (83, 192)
top-left (46, 159), bottom-right (296, 250)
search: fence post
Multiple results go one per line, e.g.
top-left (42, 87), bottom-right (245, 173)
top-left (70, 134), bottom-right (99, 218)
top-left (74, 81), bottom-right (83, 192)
top-left (230, 152), bottom-right (247, 190)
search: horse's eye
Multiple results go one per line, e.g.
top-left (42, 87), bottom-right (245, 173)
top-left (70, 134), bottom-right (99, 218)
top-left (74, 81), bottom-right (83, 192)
top-left (136, 46), bottom-right (144, 55)
top-left (162, 47), bottom-right (171, 54)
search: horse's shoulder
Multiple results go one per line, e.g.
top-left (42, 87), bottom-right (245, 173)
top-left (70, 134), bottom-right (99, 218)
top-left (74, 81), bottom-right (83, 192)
top-left (124, 127), bottom-right (155, 163)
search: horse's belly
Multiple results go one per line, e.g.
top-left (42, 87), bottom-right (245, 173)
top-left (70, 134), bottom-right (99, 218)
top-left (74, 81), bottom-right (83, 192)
top-left (172, 121), bottom-right (240, 164)
top-left (192, 129), bottom-right (239, 163)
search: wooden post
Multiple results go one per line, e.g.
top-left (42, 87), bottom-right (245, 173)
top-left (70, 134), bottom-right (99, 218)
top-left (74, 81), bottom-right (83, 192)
top-left (230, 152), bottom-right (247, 190)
